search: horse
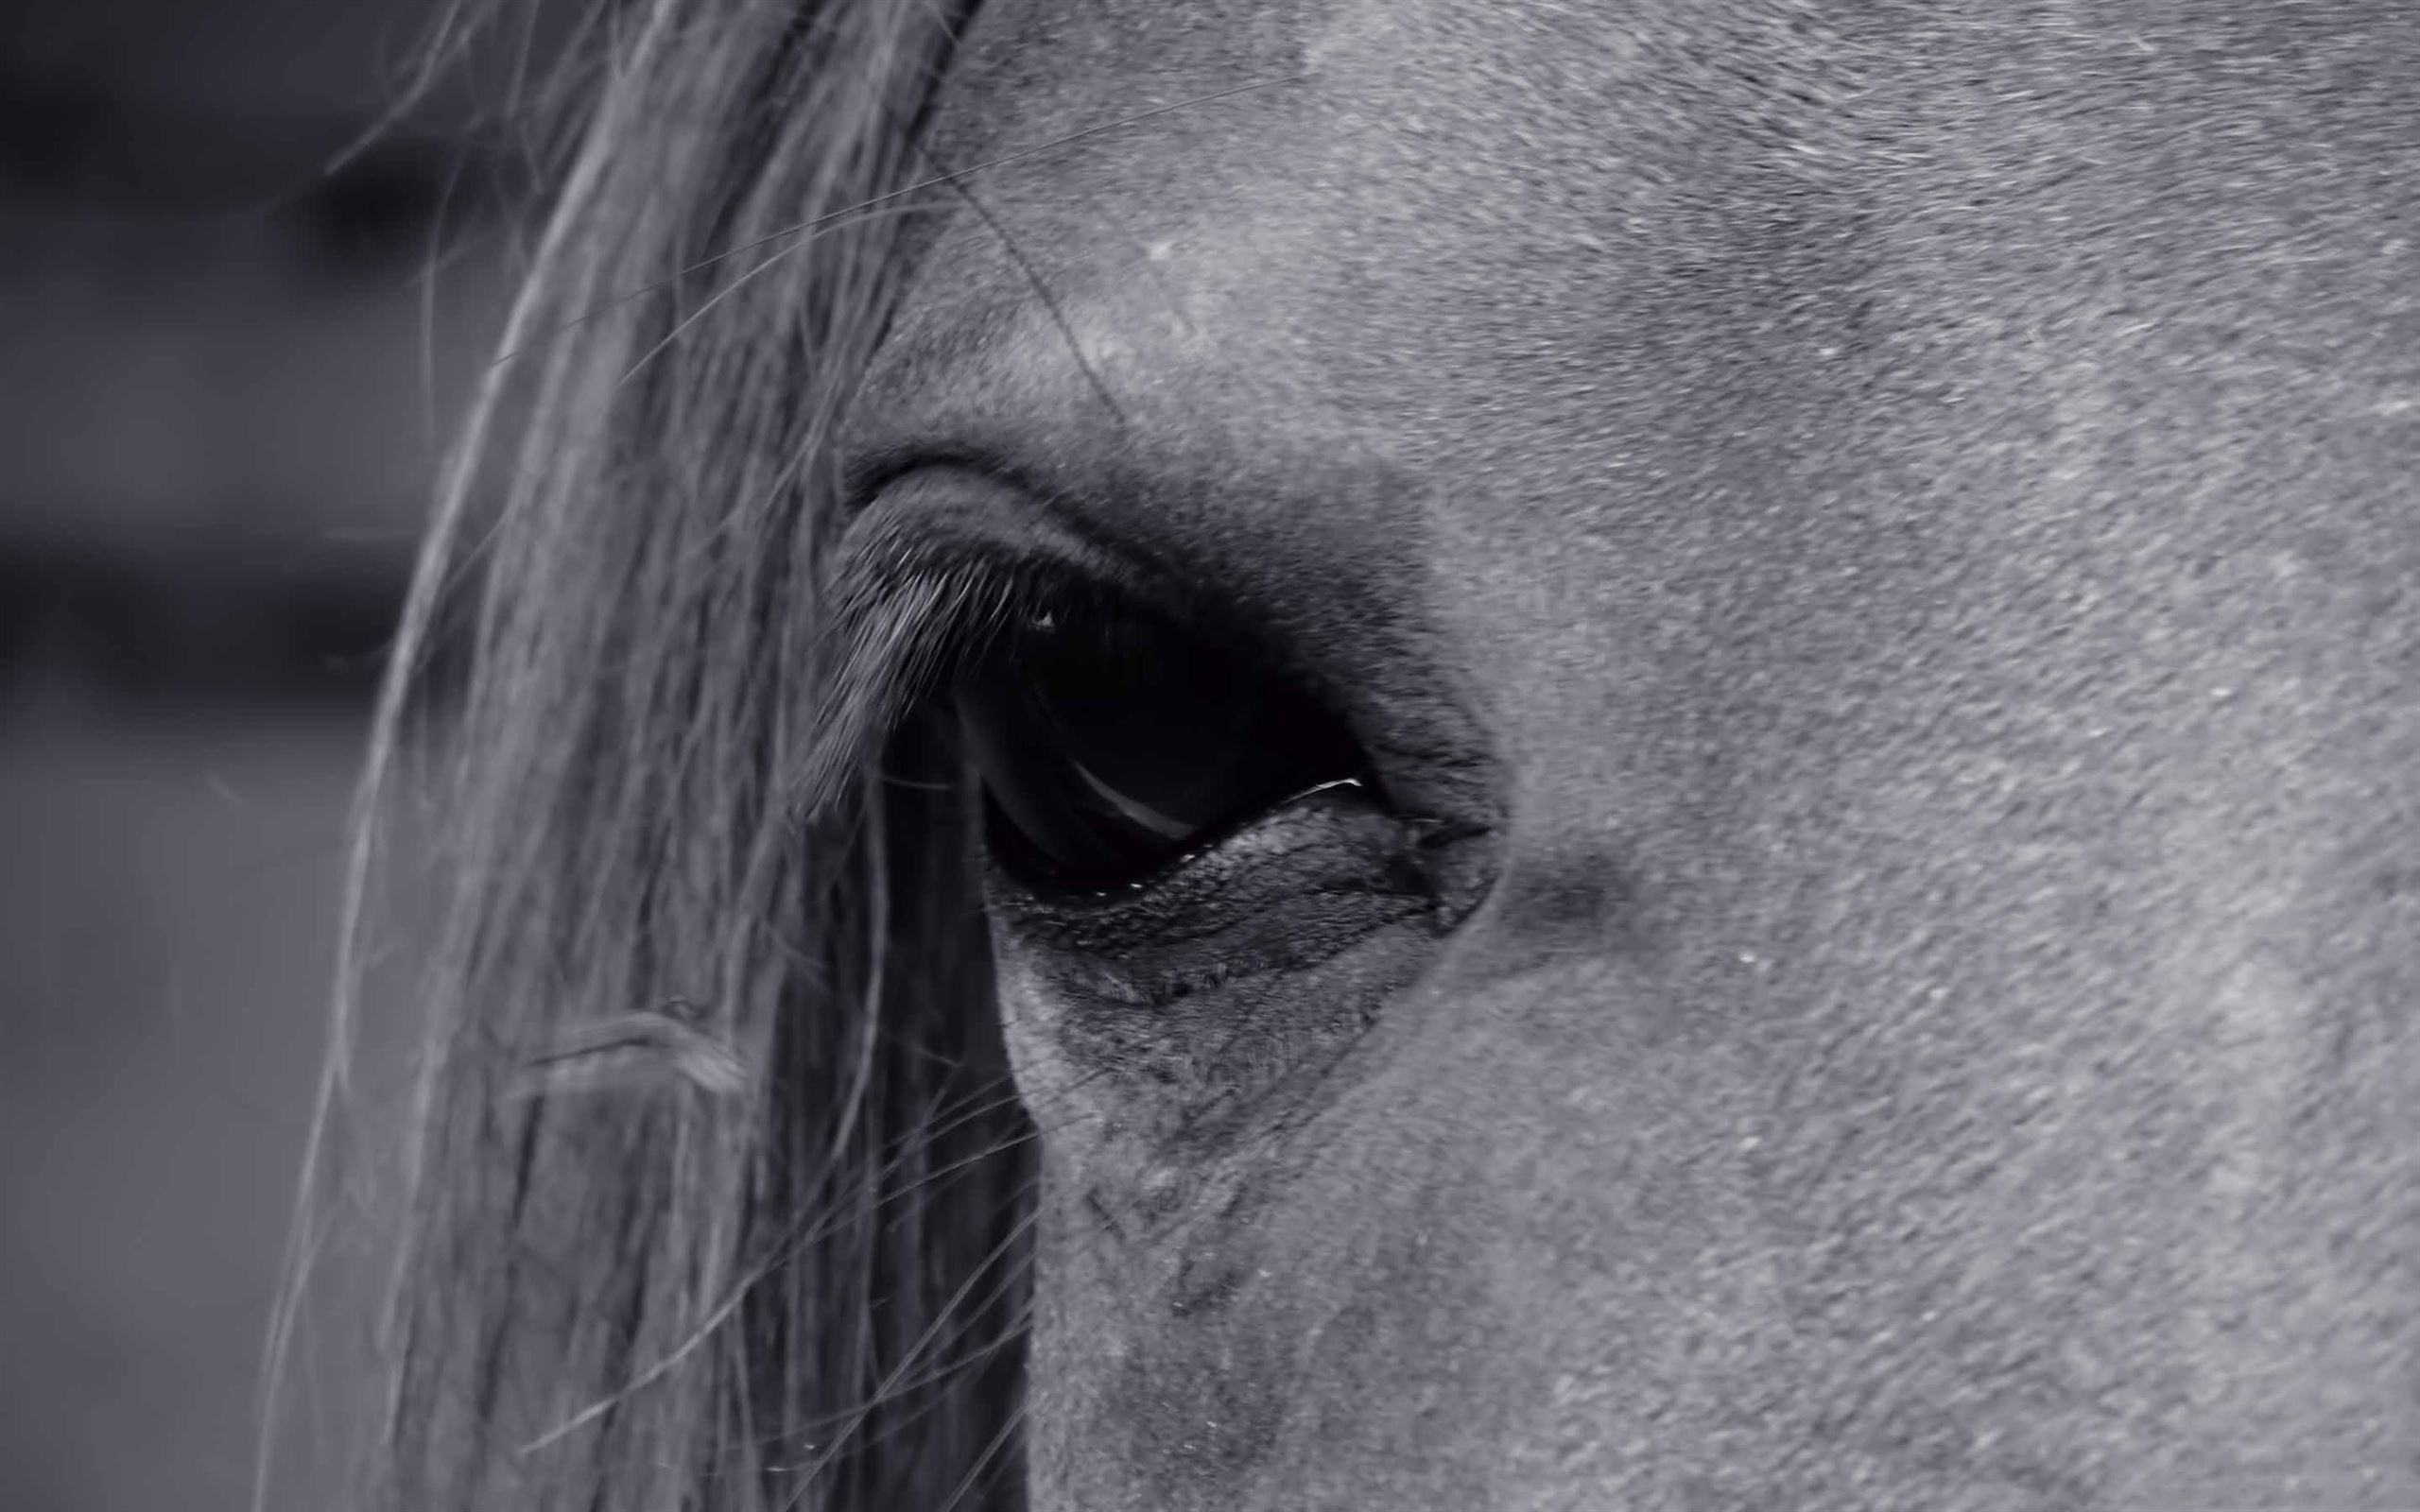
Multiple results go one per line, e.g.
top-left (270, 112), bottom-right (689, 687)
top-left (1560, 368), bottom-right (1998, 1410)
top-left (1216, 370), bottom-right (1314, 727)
top-left (277, 0), bottom-right (2420, 1507)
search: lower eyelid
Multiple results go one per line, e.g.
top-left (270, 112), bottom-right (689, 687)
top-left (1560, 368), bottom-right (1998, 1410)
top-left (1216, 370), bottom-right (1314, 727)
top-left (984, 788), bottom-right (1426, 954)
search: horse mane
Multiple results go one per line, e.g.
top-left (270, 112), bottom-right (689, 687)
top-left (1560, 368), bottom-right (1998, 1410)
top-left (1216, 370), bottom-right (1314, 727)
top-left (266, 2), bottom-right (1030, 1508)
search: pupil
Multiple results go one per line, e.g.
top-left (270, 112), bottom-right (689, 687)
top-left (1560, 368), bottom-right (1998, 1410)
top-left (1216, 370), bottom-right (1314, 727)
top-left (954, 595), bottom-right (1363, 891)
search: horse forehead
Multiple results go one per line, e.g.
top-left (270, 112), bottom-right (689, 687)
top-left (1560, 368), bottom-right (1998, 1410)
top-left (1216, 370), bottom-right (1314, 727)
top-left (941, 0), bottom-right (1664, 151)
top-left (881, 0), bottom-right (1818, 557)
top-left (910, 0), bottom-right (1802, 335)
top-left (902, 0), bottom-right (2420, 484)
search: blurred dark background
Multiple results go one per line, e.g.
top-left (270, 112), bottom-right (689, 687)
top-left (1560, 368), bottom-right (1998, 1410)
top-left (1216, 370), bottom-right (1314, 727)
top-left (1, 3), bottom-right (539, 1506)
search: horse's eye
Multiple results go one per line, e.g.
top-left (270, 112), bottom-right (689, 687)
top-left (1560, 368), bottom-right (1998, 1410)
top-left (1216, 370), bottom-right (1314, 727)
top-left (953, 596), bottom-right (1367, 892)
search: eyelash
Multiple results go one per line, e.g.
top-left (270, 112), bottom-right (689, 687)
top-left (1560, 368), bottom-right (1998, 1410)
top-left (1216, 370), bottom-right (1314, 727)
top-left (799, 545), bottom-right (1080, 817)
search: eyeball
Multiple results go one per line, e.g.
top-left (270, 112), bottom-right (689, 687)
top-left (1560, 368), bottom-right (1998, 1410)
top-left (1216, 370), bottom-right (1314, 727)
top-left (954, 593), bottom-right (1368, 893)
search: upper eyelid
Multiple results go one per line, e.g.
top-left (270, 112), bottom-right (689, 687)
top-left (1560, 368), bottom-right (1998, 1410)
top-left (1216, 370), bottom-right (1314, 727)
top-left (797, 471), bottom-right (1143, 818)
top-left (823, 480), bottom-right (1135, 688)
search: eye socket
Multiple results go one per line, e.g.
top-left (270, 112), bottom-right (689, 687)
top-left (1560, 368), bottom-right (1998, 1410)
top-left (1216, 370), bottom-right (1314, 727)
top-left (953, 591), bottom-right (1369, 893)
